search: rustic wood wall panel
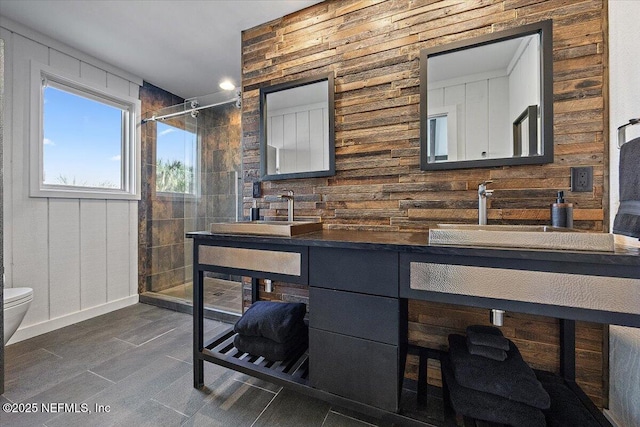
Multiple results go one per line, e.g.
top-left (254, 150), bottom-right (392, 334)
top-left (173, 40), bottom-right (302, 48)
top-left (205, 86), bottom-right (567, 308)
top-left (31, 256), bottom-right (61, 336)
top-left (241, 0), bottom-right (608, 406)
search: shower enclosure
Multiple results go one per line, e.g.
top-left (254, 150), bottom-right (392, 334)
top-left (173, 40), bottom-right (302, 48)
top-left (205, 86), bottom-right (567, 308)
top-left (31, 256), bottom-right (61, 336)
top-left (139, 88), bottom-right (243, 317)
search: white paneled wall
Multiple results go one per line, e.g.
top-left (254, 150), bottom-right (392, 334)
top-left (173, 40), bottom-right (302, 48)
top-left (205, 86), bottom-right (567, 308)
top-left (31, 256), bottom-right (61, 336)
top-left (428, 74), bottom-right (510, 160)
top-left (1, 19), bottom-right (141, 343)
top-left (267, 102), bottom-right (328, 175)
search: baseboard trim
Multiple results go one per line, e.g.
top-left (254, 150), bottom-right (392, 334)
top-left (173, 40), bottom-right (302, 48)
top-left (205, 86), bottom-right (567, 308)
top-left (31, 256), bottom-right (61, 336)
top-left (7, 295), bottom-right (139, 344)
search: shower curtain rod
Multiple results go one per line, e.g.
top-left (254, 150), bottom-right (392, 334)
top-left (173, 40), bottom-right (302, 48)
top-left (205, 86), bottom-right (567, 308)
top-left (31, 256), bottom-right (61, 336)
top-left (141, 96), bottom-right (239, 124)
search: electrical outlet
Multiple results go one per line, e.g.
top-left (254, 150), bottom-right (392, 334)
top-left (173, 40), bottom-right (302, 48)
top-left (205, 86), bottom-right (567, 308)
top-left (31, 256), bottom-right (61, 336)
top-left (252, 181), bottom-right (262, 198)
top-left (571, 166), bottom-right (593, 192)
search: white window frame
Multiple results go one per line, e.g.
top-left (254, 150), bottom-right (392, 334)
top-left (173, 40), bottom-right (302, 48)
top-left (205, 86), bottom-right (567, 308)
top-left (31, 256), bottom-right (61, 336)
top-left (29, 60), bottom-right (141, 200)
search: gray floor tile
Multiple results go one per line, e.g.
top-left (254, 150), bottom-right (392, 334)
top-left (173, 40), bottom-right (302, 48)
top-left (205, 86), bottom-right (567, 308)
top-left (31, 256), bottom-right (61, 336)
top-left (111, 399), bottom-right (188, 427)
top-left (323, 410), bottom-right (378, 427)
top-left (153, 362), bottom-right (239, 417)
top-left (45, 355), bottom-right (191, 427)
top-left (115, 310), bottom-right (189, 346)
top-left (182, 377), bottom-right (276, 427)
top-left (253, 388), bottom-right (331, 427)
top-left (1, 371), bottom-right (112, 427)
top-left (89, 327), bottom-right (192, 383)
top-left (4, 343), bottom-right (135, 403)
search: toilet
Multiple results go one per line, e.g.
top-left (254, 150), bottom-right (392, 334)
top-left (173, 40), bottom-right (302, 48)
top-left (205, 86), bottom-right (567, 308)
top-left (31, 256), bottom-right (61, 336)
top-left (4, 287), bottom-right (33, 344)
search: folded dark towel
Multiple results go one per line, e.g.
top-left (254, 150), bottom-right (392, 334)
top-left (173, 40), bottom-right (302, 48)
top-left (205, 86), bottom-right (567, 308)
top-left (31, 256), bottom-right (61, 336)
top-left (467, 336), bottom-right (507, 361)
top-left (466, 325), bottom-right (510, 350)
top-left (233, 301), bottom-right (306, 343)
top-left (535, 370), bottom-right (602, 427)
top-left (441, 357), bottom-right (546, 427)
top-left (613, 136), bottom-right (640, 238)
top-left (234, 327), bottom-right (308, 361)
top-left (448, 334), bottom-right (550, 409)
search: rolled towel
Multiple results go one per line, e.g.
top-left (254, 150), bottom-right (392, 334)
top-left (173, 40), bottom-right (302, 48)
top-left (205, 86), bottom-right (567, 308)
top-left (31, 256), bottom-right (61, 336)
top-left (466, 325), bottom-right (510, 350)
top-left (466, 336), bottom-right (507, 361)
top-left (233, 301), bottom-right (306, 343)
top-left (449, 334), bottom-right (550, 409)
top-left (441, 357), bottom-right (546, 427)
top-left (234, 327), bottom-right (308, 362)
top-left (535, 370), bottom-right (602, 427)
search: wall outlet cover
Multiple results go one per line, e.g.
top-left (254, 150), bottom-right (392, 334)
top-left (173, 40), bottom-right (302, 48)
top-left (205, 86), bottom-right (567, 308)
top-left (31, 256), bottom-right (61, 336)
top-left (571, 166), bottom-right (593, 192)
top-left (252, 181), bottom-right (262, 198)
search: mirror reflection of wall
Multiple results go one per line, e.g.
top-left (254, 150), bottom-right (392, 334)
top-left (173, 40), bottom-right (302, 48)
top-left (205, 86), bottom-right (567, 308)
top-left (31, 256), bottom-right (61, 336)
top-left (260, 74), bottom-right (335, 181)
top-left (266, 80), bottom-right (329, 175)
top-left (426, 33), bottom-right (540, 162)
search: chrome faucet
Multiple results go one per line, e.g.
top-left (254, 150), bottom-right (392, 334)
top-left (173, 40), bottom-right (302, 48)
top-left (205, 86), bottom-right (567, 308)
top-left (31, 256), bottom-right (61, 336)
top-left (280, 190), bottom-right (294, 222)
top-left (478, 181), bottom-right (494, 225)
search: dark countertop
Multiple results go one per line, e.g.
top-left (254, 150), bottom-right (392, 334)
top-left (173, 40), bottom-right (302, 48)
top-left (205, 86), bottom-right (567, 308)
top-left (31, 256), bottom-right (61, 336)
top-left (187, 228), bottom-right (640, 271)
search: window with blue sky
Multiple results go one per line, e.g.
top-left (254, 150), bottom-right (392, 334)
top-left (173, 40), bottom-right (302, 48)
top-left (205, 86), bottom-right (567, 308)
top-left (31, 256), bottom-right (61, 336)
top-left (30, 60), bottom-right (139, 200)
top-left (43, 85), bottom-right (124, 189)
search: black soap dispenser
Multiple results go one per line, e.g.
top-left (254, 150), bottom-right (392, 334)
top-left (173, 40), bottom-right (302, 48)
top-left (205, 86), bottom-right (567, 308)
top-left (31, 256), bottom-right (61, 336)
top-left (250, 200), bottom-right (260, 221)
top-left (550, 191), bottom-right (573, 228)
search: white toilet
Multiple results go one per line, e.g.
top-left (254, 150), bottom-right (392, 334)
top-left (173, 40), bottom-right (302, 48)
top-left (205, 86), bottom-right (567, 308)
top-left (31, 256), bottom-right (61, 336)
top-left (4, 287), bottom-right (33, 344)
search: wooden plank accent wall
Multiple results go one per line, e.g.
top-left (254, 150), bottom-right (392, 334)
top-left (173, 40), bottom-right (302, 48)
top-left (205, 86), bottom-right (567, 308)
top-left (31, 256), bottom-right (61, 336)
top-left (241, 0), bottom-right (609, 407)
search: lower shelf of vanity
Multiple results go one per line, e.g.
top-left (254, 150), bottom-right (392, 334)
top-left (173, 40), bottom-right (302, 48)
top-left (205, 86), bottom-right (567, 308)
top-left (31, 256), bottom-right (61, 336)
top-left (199, 326), bottom-right (611, 427)
top-left (202, 327), bottom-right (310, 385)
top-left (199, 326), bottom-right (438, 427)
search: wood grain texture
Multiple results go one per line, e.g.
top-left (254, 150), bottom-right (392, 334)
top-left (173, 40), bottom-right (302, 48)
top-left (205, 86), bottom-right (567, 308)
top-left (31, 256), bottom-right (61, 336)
top-left (241, 0), bottom-right (609, 406)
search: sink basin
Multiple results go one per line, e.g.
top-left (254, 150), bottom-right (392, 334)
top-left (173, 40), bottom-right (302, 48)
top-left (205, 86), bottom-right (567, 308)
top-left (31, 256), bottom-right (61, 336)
top-left (429, 224), bottom-right (615, 252)
top-left (210, 220), bottom-right (323, 237)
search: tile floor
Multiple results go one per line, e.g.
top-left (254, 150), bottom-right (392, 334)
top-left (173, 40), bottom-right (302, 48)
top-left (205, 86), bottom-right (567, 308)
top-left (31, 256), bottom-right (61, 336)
top-left (157, 277), bottom-right (243, 314)
top-left (1, 304), bottom-right (382, 427)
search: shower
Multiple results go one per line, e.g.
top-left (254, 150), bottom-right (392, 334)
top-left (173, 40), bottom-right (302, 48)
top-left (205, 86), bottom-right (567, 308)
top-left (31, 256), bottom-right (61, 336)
top-left (139, 88), bottom-right (244, 317)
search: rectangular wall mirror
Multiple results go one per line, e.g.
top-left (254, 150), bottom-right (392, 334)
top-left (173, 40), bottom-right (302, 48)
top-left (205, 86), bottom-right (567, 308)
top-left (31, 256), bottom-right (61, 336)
top-left (260, 73), bottom-right (335, 180)
top-left (420, 20), bottom-right (553, 170)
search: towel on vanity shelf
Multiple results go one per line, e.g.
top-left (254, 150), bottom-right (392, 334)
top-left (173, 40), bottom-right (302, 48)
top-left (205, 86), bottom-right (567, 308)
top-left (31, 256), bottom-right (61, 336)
top-left (233, 301), bottom-right (306, 343)
top-left (466, 337), bottom-right (507, 361)
top-left (233, 327), bottom-right (308, 362)
top-left (441, 357), bottom-right (546, 427)
top-left (613, 136), bottom-right (640, 238)
top-left (448, 334), bottom-right (551, 409)
top-left (466, 325), bottom-right (510, 350)
top-left (535, 370), bottom-right (601, 427)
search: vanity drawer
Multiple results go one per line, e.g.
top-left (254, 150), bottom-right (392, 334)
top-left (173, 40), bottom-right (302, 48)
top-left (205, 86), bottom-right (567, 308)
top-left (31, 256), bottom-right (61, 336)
top-left (309, 328), bottom-right (400, 412)
top-left (309, 247), bottom-right (398, 297)
top-left (309, 287), bottom-right (398, 344)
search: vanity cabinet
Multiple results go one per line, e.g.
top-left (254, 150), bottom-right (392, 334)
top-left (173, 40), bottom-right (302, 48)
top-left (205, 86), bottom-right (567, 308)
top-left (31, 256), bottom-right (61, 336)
top-left (188, 230), bottom-right (640, 427)
top-left (307, 247), bottom-right (403, 411)
top-left (309, 247), bottom-right (404, 412)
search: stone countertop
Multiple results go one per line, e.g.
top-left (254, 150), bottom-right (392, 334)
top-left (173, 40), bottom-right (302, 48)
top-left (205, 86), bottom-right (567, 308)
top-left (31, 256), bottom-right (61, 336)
top-left (187, 228), bottom-right (640, 269)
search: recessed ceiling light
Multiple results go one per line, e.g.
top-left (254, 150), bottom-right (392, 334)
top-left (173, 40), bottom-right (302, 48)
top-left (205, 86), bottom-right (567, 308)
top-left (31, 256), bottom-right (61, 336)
top-left (219, 80), bottom-right (235, 91)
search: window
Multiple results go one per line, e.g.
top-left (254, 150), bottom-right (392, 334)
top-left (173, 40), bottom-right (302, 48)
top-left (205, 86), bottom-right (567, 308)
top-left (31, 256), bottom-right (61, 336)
top-left (30, 61), bottom-right (140, 199)
top-left (155, 122), bottom-right (198, 196)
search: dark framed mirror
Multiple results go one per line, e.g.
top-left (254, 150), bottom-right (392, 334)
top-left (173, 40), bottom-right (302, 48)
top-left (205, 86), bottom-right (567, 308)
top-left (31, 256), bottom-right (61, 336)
top-left (260, 73), bottom-right (335, 180)
top-left (419, 20), bottom-right (553, 170)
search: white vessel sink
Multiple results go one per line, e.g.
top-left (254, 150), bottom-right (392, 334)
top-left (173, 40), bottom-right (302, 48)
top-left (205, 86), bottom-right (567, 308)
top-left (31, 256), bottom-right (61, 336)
top-left (429, 224), bottom-right (615, 252)
top-left (210, 220), bottom-right (322, 237)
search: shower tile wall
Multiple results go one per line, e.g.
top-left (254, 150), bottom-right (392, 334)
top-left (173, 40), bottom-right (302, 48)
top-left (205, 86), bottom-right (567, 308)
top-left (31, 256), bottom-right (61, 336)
top-left (197, 103), bottom-right (242, 230)
top-left (138, 82), bottom-right (242, 295)
top-left (139, 82), bottom-right (185, 293)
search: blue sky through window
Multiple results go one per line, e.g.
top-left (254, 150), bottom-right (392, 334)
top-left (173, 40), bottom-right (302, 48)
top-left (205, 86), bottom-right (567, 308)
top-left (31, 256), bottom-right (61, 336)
top-left (43, 86), bottom-right (123, 188)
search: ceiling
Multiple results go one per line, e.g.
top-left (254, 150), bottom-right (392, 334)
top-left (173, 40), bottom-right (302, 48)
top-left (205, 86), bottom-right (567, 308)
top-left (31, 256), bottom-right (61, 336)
top-left (0, 0), bottom-right (322, 99)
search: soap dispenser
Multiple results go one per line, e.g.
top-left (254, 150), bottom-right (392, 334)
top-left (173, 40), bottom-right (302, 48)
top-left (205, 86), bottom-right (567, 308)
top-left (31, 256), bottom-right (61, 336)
top-left (550, 191), bottom-right (573, 228)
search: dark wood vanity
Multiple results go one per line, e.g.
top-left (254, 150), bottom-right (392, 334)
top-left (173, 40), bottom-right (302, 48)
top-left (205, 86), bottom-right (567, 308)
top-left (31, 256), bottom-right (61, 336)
top-left (188, 229), bottom-right (640, 426)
